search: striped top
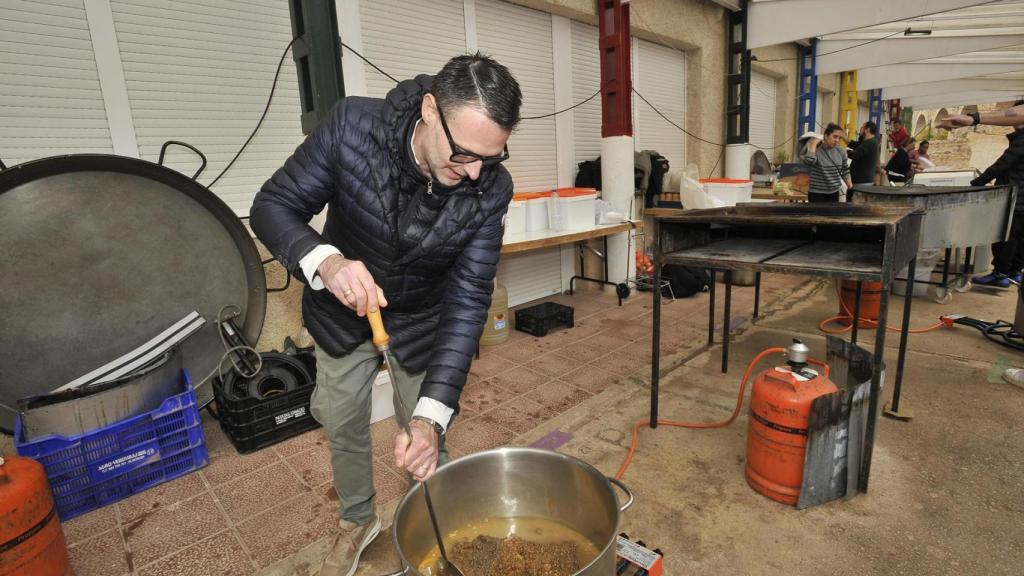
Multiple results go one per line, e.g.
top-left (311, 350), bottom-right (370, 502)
top-left (802, 144), bottom-right (850, 195)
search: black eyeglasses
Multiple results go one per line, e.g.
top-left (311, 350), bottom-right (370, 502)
top-left (436, 102), bottom-right (510, 166)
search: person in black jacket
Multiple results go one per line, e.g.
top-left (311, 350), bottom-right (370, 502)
top-left (251, 54), bottom-right (521, 575)
top-left (972, 125), bottom-right (1024, 287)
top-left (885, 138), bottom-right (918, 183)
top-left (846, 121), bottom-right (881, 190)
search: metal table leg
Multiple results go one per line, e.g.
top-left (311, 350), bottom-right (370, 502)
top-left (753, 272), bottom-right (761, 319)
top-left (941, 247), bottom-right (951, 291)
top-left (851, 281), bottom-right (862, 346)
top-left (885, 257), bottom-right (916, 420)
top-left (722, 270), bottom-right (732, 374)
top-left (708, 269), bottom-right (716, 346)
top-left (651, 252), bottom-right (662, 429)
top-left (860, 278), bottom-right (891, 493)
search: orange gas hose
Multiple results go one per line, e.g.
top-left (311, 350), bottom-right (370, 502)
top-left (615, 347), bottom-right (814, 480)
top-left (819, 283), bottom-right (946, 335)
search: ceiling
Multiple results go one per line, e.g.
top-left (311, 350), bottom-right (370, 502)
top-left (715, 0), bottom-right (1024, 108)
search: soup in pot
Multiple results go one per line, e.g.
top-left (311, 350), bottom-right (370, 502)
top-left (417, 516), bottom-right (601, 576)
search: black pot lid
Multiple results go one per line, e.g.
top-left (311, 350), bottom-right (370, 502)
top-left (0, 155), bottom-right (266, 432)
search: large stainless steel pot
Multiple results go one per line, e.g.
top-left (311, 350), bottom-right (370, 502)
top-left (383, 448), bottom-right (633, 576)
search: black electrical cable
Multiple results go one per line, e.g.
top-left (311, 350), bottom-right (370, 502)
top-left (522, 82), bottom-right (610, 120)
top-left (707, 147), bottom-right (725, 178)
top-left (754, 29), bottom-right (908, 63)
top-left (207, 37), bottom-right (298, 190)
top-left (340, 40), bottom-right (400, 84)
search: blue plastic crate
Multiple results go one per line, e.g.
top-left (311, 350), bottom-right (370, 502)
top-left (14, 369), bottom-right (208, 521)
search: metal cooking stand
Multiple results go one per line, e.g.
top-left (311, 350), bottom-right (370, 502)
top-left (649, 204), bottom-right (923, 491)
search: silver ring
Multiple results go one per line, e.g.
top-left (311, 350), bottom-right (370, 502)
top-left (342, 288), bottom-right (354, 297)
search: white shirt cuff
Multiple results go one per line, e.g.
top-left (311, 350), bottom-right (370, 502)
top-left (298, 244), bottom-right (342, 290)
top-left (413, 397), bottom-right (454, 433)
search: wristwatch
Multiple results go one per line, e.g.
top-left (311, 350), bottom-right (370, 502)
top-left (970, 111), bottom-right (981, 126)
top-left (411, 415), bottom-right (444, 436)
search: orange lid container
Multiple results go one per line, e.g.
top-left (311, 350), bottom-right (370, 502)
top-left (553, 187), bottom-right (598, 197)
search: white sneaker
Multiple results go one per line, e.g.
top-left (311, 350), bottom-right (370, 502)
top-left (1002, 368), bottom-right (1024, 390)
top-left (318, 514), bottom-right (382, 576)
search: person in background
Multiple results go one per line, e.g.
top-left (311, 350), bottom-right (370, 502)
top-left (889, 119), bottom-right (910, 149)
top-left (917, 140), bottom-right (931, 160)
top-left (885, 137), bottom-right (917, 183)
top-left (846, 121), bottom-right (881, 190)
top-left (913, 140), bottom-right (936, 169)
top-left (802, 123), bottom-right (852, 202)
top-left (970, 123), bottom-right (1024, 287)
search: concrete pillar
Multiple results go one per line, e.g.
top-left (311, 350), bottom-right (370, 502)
top-left (601, 136), bottom-right (635, 284)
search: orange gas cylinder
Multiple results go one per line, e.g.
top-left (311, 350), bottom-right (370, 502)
top-left (838, 280), bottom-right (882, 327)
top-left (745, 341), bottom-right (837, 505)
top-left (0, 456), bottom-right (73, 576)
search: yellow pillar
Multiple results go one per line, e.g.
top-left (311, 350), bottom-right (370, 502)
top-left (839, 71), bottom-right (858, 140)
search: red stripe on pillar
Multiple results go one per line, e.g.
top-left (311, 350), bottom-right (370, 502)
top-left (598, 0), bottom-right (633, 138)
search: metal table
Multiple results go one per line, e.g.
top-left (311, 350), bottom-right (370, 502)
top-left (849, 184), bottom-right (1016, 302)
top-left (650, 204), bottom-right (923, 491)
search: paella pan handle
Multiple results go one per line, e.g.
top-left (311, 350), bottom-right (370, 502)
top-left (608, 477), bottom-right (635, 512)
top-left (158, 140), bottom-right (208, 180)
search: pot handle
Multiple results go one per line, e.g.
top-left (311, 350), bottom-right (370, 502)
top-left (378, 568), bottom-right (408, 576)
top-left (608, 477), bottom-right (635, 512)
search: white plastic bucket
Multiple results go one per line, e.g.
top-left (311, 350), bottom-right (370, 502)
top-left (503, 200), bottom-right (526, 241)
top-left (526, 197), bottom-right (549, 233)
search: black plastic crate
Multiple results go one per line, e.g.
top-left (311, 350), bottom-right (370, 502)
top-left (514, 302), bottom-right (574, 337)
top-left (213, 350), bottom-right (320, 453)
top-left (217, 410), bottom-right (320, 455)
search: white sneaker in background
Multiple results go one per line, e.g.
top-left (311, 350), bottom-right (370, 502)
top-left (1002, 368), bottom-right (1024, 390)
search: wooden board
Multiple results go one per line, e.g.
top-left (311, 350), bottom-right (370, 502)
top-left (663, 237), bottom-right (807, 264)
top-left (767, 241), bottom-right (882, 277)
top-left (501, 222), bottom-right (639, 254)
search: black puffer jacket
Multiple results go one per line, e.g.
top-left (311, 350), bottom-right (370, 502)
top-left (250, 75), bottom-right (513, 409)
top-left (973, 130), bottom-right (1024, 189)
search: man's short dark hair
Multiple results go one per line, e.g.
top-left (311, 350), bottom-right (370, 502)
top-left (919, 140), bottom-right (929, 147)
top-left (433, 52), bottom-right (522, 131)
top-left (862, 121), bottom-right (877, 135)
top-left (824, 122), bottom-right (843, 136)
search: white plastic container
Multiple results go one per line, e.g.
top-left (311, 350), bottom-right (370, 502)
top-left (503, 200), bottom-right (526, 241)
top-left (557, 191), bottom-right (598, 230)
top-left (525, 197), bottom-right (549, 233)
top-left (701, 178), bottom-right (753, 206)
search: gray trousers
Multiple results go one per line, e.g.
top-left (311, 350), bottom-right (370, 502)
top-left (310, 340), bottom-right (449, 524)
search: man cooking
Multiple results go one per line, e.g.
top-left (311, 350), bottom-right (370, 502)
top-left (250, 53), bottom-right (522, 576)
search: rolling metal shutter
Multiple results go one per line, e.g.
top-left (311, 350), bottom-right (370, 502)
top-left (570, 20), bottom-right (601, 167)
top-left (477, 1), bottom-right (561, 305)
top-left (633, 39), bottom-right (687, 170)
top-left (109, 0), bottom-right (305, 214)
top-left (497, 248), bottom-right (563, 307)
top-left (0, 0), bottom-right (114, 166)
top-left (750, 70), bottom-right (777, 153)
top-left (358, 0), bottom-right (466, 99)
top-left (476, 0), bottom-right (557, 193)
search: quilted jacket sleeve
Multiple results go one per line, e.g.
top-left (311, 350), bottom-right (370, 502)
top-left (973, 146), bottom-right (1022, 186)
top-left (250, 101), bottom-right (346, 279)
top-left (418, 179), bottom-right (513, 409)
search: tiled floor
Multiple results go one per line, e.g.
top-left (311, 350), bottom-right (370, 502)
top-left (59, 275), bottom-right (808, 576)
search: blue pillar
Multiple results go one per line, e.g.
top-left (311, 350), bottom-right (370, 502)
top-left (797, 40), bottom-right (817, 138)
top-left (869, 89), bottom-right (883, 129)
